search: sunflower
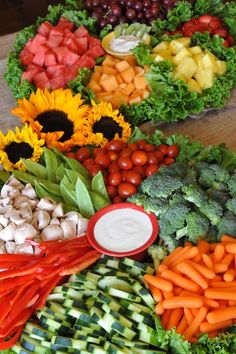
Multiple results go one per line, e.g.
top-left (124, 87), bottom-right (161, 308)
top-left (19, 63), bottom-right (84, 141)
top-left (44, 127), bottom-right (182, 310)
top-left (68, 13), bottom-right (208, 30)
top-left (11, 89), bottom-right (89, 152)
top-left (84, 100), bottom-right (131, 147)
top-left (0, 125), bottom-right (44, 171)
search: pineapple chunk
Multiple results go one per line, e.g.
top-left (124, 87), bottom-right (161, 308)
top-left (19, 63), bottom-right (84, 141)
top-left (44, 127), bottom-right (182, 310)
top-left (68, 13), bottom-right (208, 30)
top-left (158, 49), bottom-right (172, 59)
top-left (194, 68), bottom-right (214, 89)
top-left (152, 41), bottom-right (169, 54)
top-left (169, 37), bottom-right (190, 55)
top-left (176, 57), bottom-right (197, 79)
top-left (189, 46), bottom-right (203, 55)
top-left (202, 53), bottom-right (218, 73)
top-left (216, 60), bottom-right (227, 75)
top-left (173, 70), bottom-right (188, 82)
top-left (193, 53), bottom-right (204, 68)
top-left (153, 54), bottom-right (164, 63)
top-left (173, 48), bottom-right (192, 65)
top-left (188, 78), bottom-right (202, 94)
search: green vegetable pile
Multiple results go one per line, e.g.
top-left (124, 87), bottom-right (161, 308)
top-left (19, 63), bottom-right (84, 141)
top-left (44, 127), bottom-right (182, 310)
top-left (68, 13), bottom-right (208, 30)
top-left (121, 0), bottom-right (236, 125)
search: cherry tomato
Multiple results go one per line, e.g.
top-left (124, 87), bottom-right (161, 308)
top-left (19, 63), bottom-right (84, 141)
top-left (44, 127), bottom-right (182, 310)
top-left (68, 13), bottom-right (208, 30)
top-left (213, 27), bottom-right (228, 38)
top-left (128, 143), bottom-right (138, 152)
top-left (109, 162), bottom-right (120, 174)
top-left (106, 185), bottom-right (118, 199)
top-left (107, 151), bottom-right (118, 162)
top-left (155, 150), bottom-right (164, 162)
top-left (121, 170), bottom-right (129, 181)
top-left (118, 182), bottom-right (137, 199)
top-left (167, 144), bottom-right (179, 158)
top-left (146, 164), bottom-right (159, 177)
top-left (108, 172), bottom-right (123, 186)
top-left (83, 157), bottom-right (95, 169)
top-left (93, 147), bottom-right (105, 156)
top-left (118, 156), bottom-right (133, 170)
top-left (124, 171), bottom-right (142, 186)
top-left (147, 152), bottom-right (158, 165)
top-left (131, 151), bottom-right (148, 166)
top-left (119, 148), bottom-right (132, 157)
top-left (105, 140), bottom-right (125, 152)
top-left (158, 144), bottom-right (168, 155)
top-left (133, 165), bottom-right (146, 179)
top-left (101, 168), bottom-right (109, 178)
top-left (95, 154), bottom-right (110, 168)
top-left (89, 164), bottom-right (101, 176)
top-left (164, 157), bottom-right (175, 165)
top-left (113, 195), bottom-right (125, 204)
top-left (137, 139), bottom-right (147, 150)
top-left (76, 147), bottom-right (91, 162)
top-left (66, 152), bottom-right (76, 159)
top-left (144, 144), bottom-right (156, 152)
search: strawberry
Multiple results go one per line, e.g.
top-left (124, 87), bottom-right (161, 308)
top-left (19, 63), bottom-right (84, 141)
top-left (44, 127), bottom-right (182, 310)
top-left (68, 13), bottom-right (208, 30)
top-left (209, 17), bottom-right (222, 30)
top-left (213, 28), bottom-right (228, 38)
top-left (198, 14), bottom-right (213, 24)
top-left (223, 39), bottom-right (229, 47)
top-left (226, 35), bottom-right (235, 46)
top-left (183, 23), bottom-right (210, 37)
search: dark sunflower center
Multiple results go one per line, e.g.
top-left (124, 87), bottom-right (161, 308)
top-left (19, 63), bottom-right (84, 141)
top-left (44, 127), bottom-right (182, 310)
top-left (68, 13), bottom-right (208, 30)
top-left (37, 110), bottom-right (74, 142)
top-left (92, 116), bottom-right (122, 140)
top-left (5, 142), bottom-right (33, 164)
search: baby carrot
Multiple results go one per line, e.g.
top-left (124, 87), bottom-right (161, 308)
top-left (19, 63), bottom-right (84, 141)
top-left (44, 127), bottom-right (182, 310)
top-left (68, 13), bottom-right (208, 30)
top-left (181, 290), bottom-right (219, 309)
top-left (200, 319), bottom-right (232, 333)
top-left (205, 288), bottom-right (236, 301)
top-left (162, 296), bottom-right (203, 309)
top-left (155, 300), bottom-right (164, 315)
top-left (198, 240), bottom-right (211, 254)
top-left (171, 247), bottom-right (199, 267)
top-left (214, 263), bottom-right (229, 273)
top-left (202, 254), bottom-right (213, 269)
top-left (162, 290), bottom-right (174, 299)
top-left (225, 243), bottom-right (236, 254)
top-left (221, 253), bottom-right (234, 267)
top-left (176, 315), bottom-right (188, 334)
top-left (188, 260), bottom-right (215, 280)
top-left (176, 261), bottom-right (208, 290)
top-left (157, 264), bottom-right (168, 274)
top-left (144, 274), bottom-right (173, 292)
top-left (212, 244), bottom-right (225, 263)
top-left (161, 270), bottom-right (200, 293)
top-left (184, 242), bottom-right (193, 247)
top-left (228, 300), bottom-right (236, 306)
top-left (184, 308), bottom-right (194, 326)
top-left (173, 287), bottom-right (182, 296)
top-left (207, 330), bottom-right (219, 339)
top-left (163, 247), bottom-right (185, 265)
top-left (166, 308), bottom-right (183, 331)
top-left (207, 306), bottom-right (236, 324)
top-left (149, 284), bottom-right (163, 302)
top-left (210, 281), bottom-right (236, 288)
top-left (223, 268), bottom-right (235, 282)
top-left (161, 309), bottom-right (172, 328)
top-left (221, 235), bottom-right (236, 243)
top-left (183, 306), bottom-right (208, 340)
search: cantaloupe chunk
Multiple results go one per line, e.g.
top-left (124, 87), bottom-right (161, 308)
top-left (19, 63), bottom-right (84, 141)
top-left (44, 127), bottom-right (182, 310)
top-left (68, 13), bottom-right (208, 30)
top-left (134, 66), bottom-right (144, 75)
top-left (129, 92), bottom-right (142, 104)
top-left (111, 92), bottom-right (129, 108)
top-left (116, 74), bottom-right (124, 84)
top-left (96, 92), bottom-right (113, 101)
top-left (121, 67), bottom-right (136, 83)
top-left (122, 82), bottom-right (135, 96)
top-left (133, 75), bottom-right (147, 90)
top-left (87, 80), bottom-right (102, 92)
top-left (100, 73), bottom-right (109, 81)
top-left (100, 75), bottom-right (119, 92)
top-left (103, 65), bottom-right (117, 75)
top-left (123, 55), bottom-right (137, 66)
top-left (115, 60), bottom-right (130, 73)
top-left (141, 89), bottom-right (150, 99)
top-left (90, 71), bottom-right (101, 81)
top-left (94, 65), bottom-right (103, 73)
top-left (102, 55), bottom-right (115, 67)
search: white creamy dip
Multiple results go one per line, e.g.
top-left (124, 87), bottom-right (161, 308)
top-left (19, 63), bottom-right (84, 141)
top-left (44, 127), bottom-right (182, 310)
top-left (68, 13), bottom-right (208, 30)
top-left (94, 208), bottom-right (153, 252)
top-left (109, 35), bottom-right (141, 54)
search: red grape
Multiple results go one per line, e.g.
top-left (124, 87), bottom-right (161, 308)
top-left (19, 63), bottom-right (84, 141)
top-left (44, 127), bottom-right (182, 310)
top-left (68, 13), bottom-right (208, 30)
top-left (126, 8), bottom-right (136, 20)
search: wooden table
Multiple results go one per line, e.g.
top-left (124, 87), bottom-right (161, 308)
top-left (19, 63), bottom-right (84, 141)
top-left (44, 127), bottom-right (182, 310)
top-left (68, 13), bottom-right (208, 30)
top-left (1, 32), bottom-right (236, 151)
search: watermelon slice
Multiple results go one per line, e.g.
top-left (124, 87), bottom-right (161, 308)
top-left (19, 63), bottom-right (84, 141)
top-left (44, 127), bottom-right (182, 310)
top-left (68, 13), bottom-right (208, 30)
top-left (33, 72), bottom-right (51, 89)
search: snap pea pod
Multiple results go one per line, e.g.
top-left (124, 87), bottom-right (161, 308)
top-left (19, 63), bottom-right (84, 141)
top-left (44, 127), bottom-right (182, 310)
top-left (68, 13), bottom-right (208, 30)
top-left (65, 169), bottom-right (90, 189)
top-left (13, 170), bottom-right (40, 186)
top-left (64, 156), bottom-right (90, 180)
top-left (0, 170), bottom-right (10, 183)
top-left (60, 178), bottom-right (78, 207)
top-left (43, 147), bottom-right (58, 183)
top-left (38, 181), bottom-right (62, 197)
top-left (76, 176), bottom-right (95, 219)
top-left (90, 191), bottom-right (110, 211)
top-left (34, 181), bottom-right (63, 203)
top-left (56, 164), bottom-right (66, 182)
top-left (23, 159), bottom-right (47, 180)
top-left (92, 171), bottom-right (110, 203)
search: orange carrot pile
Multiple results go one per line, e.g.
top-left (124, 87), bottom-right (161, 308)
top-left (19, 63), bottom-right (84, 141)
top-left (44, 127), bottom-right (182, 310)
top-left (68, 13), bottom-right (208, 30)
top-left (144, 235), bottom-right (236, 343)
top-left (87, 54), bottom-right (150, 108)
top-left (0, 236), bottom-right (101, 350)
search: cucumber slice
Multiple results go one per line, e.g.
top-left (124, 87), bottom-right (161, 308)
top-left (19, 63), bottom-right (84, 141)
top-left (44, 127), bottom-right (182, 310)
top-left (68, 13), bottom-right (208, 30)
top-left (98, 276), bottom-right (133, 293)
top-left (108, 288), bottom-right (142, 303)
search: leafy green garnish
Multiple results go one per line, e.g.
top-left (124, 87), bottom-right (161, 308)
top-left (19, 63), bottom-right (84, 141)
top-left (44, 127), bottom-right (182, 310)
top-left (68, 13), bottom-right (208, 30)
top-left (68, 68), bottom-right (94, 103)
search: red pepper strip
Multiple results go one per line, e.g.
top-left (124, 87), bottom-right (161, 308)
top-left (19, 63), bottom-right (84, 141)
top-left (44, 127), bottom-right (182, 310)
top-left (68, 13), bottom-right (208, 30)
top-left (59, 251), bottom-right (102, 276)
top-left (0, 262), bottom-right (39, 280)
top-left (35, 275), bottom-right (62, 310)
top-left (0, 261), bottom-right (30, 269)
top-left (10, 280), bottom-right (35, 307)
top-left (0, 307), bottom-right (33, 339)
top-left (39, 236), bottom-right (89, 250)
top-left (0, 274), bottom-right (35, 293)
top-left (0, 254), bottom-right (37, 262)
top-left (35, 266), bottom-right (64, 280)
top-left (0, 289), bottom-right (17, 324)
top-left (60, 250), bottom-right (101, 270)
top-left (0, 324), bottom-right (24, 350)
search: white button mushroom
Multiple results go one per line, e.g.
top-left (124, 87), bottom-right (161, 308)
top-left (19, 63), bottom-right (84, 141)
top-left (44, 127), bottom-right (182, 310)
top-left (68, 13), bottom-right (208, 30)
top-left (61, 220), bottom-right (77, 239)
top-left (37, 197), bottom-right (57, 212)
top-left (77, 218), bottom-right (88, 235)
top-left (32, 210), bottom-right (51, 230)
top-left (21, 184), bottom-right (38, 199)
top-left (14, 223), bottom-right (38, 244)
top-left (5, 241), bottom-right (16, 254)
top-left (1, 184), bottom-right (20, 199)
top-left (0, 223), bottom-right (16, 241)
top-left (63, 211), bottom-right (82, 224)
top-left (9, 209), bottom-right (33, 225)
top-left (40, 224), bottom-right (63, 241)
top-left (0, 214), bottom-right (9, 228)
top-left (14, 244), bottom-right (34, 255)
top-left (50, 218), bottom-right (60, 225)
top-left (52, 203), bottom-right (64, 218)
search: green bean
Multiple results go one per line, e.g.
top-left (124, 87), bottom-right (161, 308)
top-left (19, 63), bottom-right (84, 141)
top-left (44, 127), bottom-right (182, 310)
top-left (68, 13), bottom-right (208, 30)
top-left (23, 159), bottom-right (47, 179)
top-left (90, 191), bottom-right (110, 211)
top-left (65, 169), bottom-right (90, 189)
top-left (0, 170), bottom-right (10, 183)
top-left (92, 171), bottom-right (110, 203)
top-left (43, 147), bottom-right (58, 183)
top-left (76, 176), bottom-right (95, 219)
top-left (13, 170), bottom-right (39, 186)
top-left (64, 156), bottom-right (90, 180)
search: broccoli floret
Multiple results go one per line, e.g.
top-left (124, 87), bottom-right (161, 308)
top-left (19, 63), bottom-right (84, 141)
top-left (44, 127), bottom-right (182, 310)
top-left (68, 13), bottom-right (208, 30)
top-left (147, 244), bottom-right (168, 269)
top-left (159, 231), bottom-right (181, 252)
top-left (182, 184), bottom-right (207, 207)
top-left (226, 198), bottom-right (236, 216)
top-left (176, 211), bottom-right (210, 243)
top-left (228, 174), bottom-right (236, 196)
top-left (207, 188), bottom-right (230, 206)
top-left (128, 193), bottom-right (168, 217)
top-left (127, 193), bottom-right (146, 207)
top-left (217, 212), bottom-right (236, 238)
top-left (200, 199), bottom-right (223, 226)
top-left (196, 162), bottom-right (230, 190)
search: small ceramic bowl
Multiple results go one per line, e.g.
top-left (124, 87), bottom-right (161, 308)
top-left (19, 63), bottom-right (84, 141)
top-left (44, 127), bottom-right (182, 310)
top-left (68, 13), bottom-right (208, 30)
top-left (87, 202), bottom-right (158, 261)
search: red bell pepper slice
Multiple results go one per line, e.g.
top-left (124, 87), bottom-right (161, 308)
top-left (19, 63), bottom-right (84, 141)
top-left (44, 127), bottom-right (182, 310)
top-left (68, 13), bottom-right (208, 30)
top-left (0, 324), bottom-right (24, 350)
